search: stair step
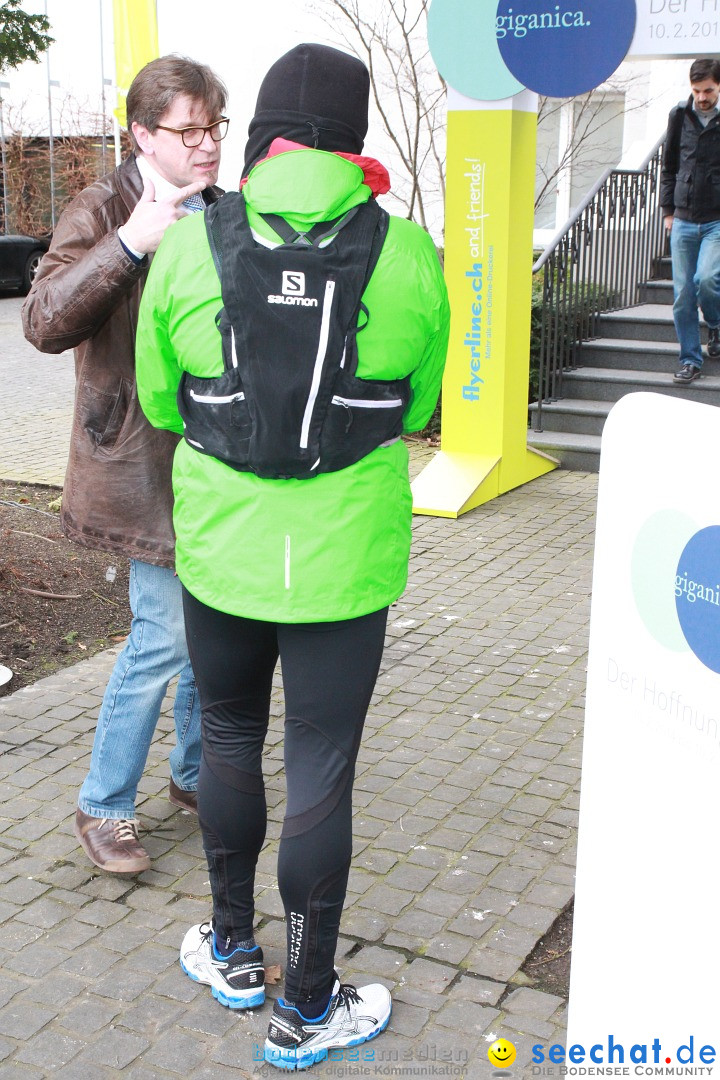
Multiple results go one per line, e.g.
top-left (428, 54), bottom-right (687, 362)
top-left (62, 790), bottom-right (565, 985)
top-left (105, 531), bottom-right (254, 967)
top-left (582, 332), bottom-right (720, 371)
top-left (639, 280), bottom-right (673, 304)
top-left (562, 365), bottom-right (720, 404)
top-left (598, 304), bottom-right (677, 343)
top-left (606, 303), bottom-right (671, 320)
top-left (657, 255), bottom-right (672, 280)
top-left (526, 429), bottom-right (601, 473)
top-left (528, 397), bottom-right (611, 436)
top-left (579, 336), bottom-right (688, 371)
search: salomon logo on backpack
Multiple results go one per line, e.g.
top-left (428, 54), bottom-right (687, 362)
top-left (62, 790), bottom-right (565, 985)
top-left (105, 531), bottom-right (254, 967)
top-left (267, 270), bottom-right (319, 307)
top-left (282, 271), bottom-right (305, 294)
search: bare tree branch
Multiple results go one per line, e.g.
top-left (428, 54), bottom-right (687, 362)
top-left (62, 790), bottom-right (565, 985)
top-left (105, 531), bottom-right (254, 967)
top-left (309, 4), bottom-right (648, 237)
top-left (535, 72), bottom-right (650, 214)
top-left (311, 0), bottom-right (445, 233)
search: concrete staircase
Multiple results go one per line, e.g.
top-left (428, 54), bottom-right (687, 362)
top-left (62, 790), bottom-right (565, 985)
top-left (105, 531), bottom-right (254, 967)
top-left (527, 257), bottom-right (720, 471)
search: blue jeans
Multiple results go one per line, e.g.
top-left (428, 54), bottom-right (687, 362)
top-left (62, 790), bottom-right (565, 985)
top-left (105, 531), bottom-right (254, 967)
top-left (78, 560), bottom-right (201, 820)
top-left (671, 217), bottom-right (720, 368)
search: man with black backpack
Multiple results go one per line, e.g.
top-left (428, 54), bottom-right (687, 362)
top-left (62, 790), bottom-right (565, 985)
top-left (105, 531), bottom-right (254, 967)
top-left (136, 43), bottom-right (449, 1069)
top-left (661, 57), bottom-right (720, 384)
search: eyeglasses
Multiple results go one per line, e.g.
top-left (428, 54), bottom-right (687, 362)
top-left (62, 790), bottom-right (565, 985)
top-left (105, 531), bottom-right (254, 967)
top-left (154, 117), bottom-right (230, 148)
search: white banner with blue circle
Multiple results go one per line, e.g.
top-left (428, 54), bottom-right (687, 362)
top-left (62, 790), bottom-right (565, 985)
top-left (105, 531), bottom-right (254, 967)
top-left (570, 391), bottom-right (720, 1055)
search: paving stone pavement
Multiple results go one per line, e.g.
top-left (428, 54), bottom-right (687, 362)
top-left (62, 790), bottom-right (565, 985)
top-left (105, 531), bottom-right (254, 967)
top-left (0, 295), bottom-right (73, 487)
top-left (0, 295), bottom-right (598, 1077)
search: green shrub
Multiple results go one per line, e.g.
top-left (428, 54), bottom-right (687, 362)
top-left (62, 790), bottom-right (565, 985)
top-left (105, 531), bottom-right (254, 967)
top-left (529, 272), bottom-right (617, 401)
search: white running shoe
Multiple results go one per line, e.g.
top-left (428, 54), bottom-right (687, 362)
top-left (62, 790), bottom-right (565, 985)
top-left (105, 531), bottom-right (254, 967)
top-left (180, 922), bottom-right (265, 1009)
top-left (264, 977), bottom-right (392, 1070)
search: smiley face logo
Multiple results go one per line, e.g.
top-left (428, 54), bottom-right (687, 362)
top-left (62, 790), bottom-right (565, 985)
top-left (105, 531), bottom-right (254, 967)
top-left (488, 1038), bottom-right (517, 1069)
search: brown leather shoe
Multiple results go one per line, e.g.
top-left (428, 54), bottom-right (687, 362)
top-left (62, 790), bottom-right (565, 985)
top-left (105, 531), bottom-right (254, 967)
top-left (169, 779), bottom-right (198, 815)
top-left (73, 808), bottom-right (150, 873)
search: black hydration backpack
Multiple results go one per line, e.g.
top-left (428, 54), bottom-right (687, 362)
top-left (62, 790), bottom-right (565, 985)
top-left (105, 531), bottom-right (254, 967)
top-left (177, 191), bottom-right (410, 480)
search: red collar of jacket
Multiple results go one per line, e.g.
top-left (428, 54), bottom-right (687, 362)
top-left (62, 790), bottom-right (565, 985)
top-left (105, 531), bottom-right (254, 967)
top-left (240, 138), bottom-right (391, 196)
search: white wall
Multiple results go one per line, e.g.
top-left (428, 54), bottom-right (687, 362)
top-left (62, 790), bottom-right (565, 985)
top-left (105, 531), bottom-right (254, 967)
top-left (1, 0), bottom-right (398, 195)
top-left (1, 3), bottom-right (702, 240)
top-left (621, 56), bottom-right (692, 164)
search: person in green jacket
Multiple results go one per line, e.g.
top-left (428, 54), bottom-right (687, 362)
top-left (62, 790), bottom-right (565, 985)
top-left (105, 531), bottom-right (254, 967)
top-left (136, 43), bottom-right (449, 1070)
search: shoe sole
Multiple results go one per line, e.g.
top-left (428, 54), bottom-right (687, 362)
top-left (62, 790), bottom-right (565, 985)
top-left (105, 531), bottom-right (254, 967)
top-left (264, 1008), bottom-right (391, 1070)
top-left (73, 820), bottom-right (150, 874)
top-left (180, 957), bottom-right (265, 1010)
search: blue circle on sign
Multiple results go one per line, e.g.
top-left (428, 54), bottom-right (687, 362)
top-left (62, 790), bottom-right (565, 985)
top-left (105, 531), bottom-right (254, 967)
top-left (675, 525), bottom-right (720, 674)
top-left (496, 0), bottom-right (636, 98)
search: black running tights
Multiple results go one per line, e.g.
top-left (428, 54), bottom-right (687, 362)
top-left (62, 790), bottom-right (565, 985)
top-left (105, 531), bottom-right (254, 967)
top-left (182, 588), bottom-right (388, 1003)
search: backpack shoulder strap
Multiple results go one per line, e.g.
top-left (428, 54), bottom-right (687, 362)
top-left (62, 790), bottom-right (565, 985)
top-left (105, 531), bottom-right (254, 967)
top-left (205, 199), bottom-right (224, 277)
top-left (362, 202), bottom-right (389, 289)
top-left (670, 103), bottom-right (686, 149)
top-left (342, 202), bottom-right (390, 374)
top-left (258, 204), bottom-right (362, 248)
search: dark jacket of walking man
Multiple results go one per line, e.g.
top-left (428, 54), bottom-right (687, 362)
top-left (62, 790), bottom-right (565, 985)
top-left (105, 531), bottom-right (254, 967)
top-left (22, 55), bottom-right (228, 874)
top-left (661, 57), bottom-right (720, 384)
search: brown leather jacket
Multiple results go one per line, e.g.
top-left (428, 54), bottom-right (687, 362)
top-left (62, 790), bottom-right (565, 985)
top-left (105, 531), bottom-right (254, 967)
top-left (22, 155), bottom-right (221, 567)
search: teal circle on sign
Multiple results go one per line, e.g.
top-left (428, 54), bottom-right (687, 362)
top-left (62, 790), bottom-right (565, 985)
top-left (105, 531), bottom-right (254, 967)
top-left (630, 509), bottom-right (694, 652)
top-left (427, 0), bottom-right (524, 101)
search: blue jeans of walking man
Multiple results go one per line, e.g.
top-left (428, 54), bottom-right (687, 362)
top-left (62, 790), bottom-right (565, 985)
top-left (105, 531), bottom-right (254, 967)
top-left (671, 217), bottom-right (720, 368)
top-left (78, 560), bottom-right (201, 819)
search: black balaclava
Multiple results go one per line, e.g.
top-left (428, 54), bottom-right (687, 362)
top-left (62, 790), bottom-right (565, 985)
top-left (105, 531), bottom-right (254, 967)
top-left (242, 43), bottom-right (370, 177)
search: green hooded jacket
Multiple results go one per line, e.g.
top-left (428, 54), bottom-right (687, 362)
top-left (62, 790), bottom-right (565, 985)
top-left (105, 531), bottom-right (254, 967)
top-left (136, 148), bottom-right (449, 622)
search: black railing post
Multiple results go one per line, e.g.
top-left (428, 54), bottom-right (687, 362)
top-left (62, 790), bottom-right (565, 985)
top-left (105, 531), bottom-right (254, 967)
top-left (531, 134), bottom-right (667, 430)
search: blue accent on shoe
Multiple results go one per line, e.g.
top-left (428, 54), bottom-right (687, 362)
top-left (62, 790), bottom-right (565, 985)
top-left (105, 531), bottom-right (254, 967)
top-left (278, 995), bottom-right (333, 1024)
top-left (212, 935), bottom-right (259, 961)
top-left (212, 985), bottom-right (265, 1010)
top-left (180, 956), bottom-right (265, 1010)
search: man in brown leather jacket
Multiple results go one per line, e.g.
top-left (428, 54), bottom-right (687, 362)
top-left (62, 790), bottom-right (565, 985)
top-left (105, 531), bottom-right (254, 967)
top-left (22, 55), bottom-right (228, 874)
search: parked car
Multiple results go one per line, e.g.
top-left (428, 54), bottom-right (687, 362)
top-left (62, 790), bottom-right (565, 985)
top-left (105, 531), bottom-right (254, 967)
top-left (0, 234), bottom-right (51, 295)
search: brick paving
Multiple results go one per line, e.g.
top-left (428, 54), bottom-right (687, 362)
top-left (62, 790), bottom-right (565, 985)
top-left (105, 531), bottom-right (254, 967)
top-left (0, 296), bottom-right (597, 1078)
top-left (0, 296), bottom-right (73, 487)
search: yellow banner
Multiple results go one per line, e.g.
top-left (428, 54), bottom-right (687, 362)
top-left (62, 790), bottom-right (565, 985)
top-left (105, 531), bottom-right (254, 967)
top-left (441, 108), bottom-right (536, 465)
top-left (113, 0), bottom-right (159, 127)
top-left (412, 98), bottom-right (556, 517)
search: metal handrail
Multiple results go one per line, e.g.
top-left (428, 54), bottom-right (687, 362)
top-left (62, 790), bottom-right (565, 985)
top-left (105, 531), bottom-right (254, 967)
top-left (531, 133), bottom-right (667, 430)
